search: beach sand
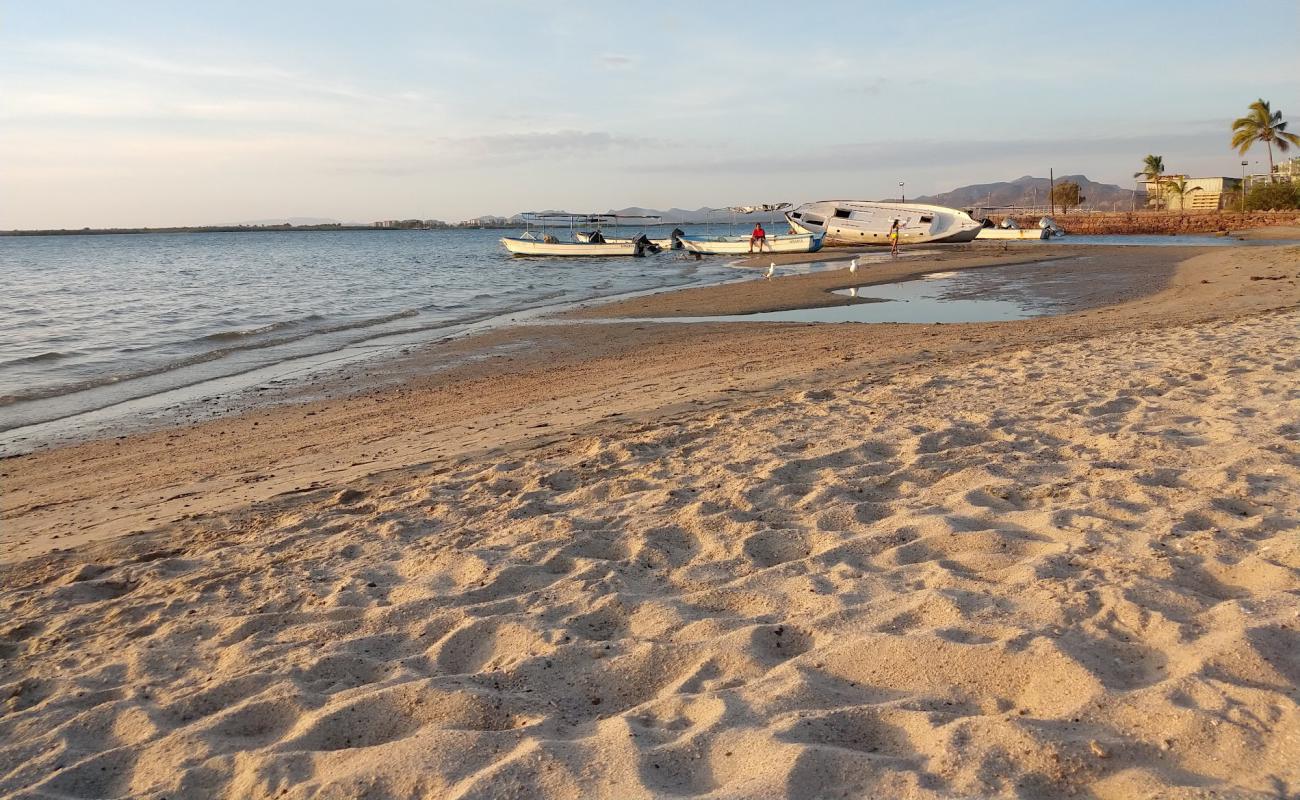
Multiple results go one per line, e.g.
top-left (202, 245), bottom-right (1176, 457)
top-left (2, 244), bottom-right (1298, 798)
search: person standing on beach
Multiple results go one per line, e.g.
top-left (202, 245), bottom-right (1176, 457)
top-left (750, 221), bottom-right (767, 253)
top-left (888, 219), bottom-right (901, 256)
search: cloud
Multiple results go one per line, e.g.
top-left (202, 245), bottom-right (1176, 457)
top-left (629, 129), bottom-right (1236, 176)
top-left (27, 41), bottom-right (295, 83)
top-left (599, 53), bottom-right (633, 69)
top-left (435, 129), bottom-right (665, 159)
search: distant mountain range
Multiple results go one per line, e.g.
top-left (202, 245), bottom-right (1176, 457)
top-left (229, 176), bottom-right (1138, 231)
top-left (904, 175), bottom-right (1137, 212)
top-left (581, 177), bottom-right (1137, 222)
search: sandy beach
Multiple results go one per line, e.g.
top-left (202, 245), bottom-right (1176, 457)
top-left (3, 242), bottom-right (1299, 799)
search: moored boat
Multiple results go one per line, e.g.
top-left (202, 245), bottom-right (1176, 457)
top-left (975, 227), bottom-right (1049, 240)
top-left (677, 232), bottom-right (823, 255)
top-left (786, 201), bottom-right (982, 245)
top-left (974, 216), bottom-right (1064, 241)
top-left (500, 213), bottom-right (664, 257)
top-left (500, 235), bottom-right (656, 256)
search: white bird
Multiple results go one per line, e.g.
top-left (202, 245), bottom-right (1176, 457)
top-left (849, 287), bottom-right (858, 298)
top-left (849, 258), bottom-right (858, 273)
top-left (765, 262), bottom-right (775, 280)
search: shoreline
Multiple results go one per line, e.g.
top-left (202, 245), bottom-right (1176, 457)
top-left (6, 228), bottom-right (1295, 458)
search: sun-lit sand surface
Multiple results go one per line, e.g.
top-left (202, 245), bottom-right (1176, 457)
top-left (2, 244), bottom-right (1298, 799)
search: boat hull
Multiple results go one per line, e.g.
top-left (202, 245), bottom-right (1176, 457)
top-left (501, 237), bottom-right (642, 256)
top-left (785, 201), bottom-right (982, 246)
top-left (975, 227), bottom-right (1049, 240)
top-left (678, 233), bottom-right (823, 255)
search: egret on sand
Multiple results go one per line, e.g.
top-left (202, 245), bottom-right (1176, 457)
top-left (765, 262), bottom-right (775, 280)
top-left (849, 258), bottom-right (857, 273)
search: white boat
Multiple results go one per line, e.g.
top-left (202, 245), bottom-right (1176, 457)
top-left (500, 213), bottom-right (664, 257)
top-left (501, 235), bottom-right (651, 256)
top-left (974, 216), bottom-right (1064, 241)
top-left (785, 201), bottom-right (982, 245)
top-left (976, 227), bottom-right (1049, 240)
top-left (677, 232), bottom-right (823, 255)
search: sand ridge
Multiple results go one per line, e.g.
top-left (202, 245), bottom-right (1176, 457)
top-left (3, 300), bottom-right (1299, 797)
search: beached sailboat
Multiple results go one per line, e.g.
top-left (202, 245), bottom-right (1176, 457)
top-left (500, 213), bottom-right (664, 257)
top-left (677, 232), bottom-right (823, 255)
top-left (785, 201), bottom-right (982, 245)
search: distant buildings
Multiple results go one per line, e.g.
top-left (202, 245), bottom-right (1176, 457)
top-left (369, 216), bottom-right (518, 229)
top-left (1138, 175), bottom-right (1243, 211)
top-left (371, 219), bottom-right (451, 229)
top-left (456, 216), bottom-right (512, 228)
top-left (1245, 156), bottom-right (1300, 189)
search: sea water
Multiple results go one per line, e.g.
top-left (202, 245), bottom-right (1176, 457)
top-left (0, 227), bottom-right (746, 439)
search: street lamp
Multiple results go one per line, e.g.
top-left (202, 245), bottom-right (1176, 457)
top-left (899, 181), bottom-right (905, 203)
top-left (1240, 160), bottom-right (1248, 212)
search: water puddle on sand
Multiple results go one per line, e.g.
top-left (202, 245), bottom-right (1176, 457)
top-left (630, 261), bottom-right (1094, 326)
top-left (620, 249), bottom-right (1200, 326)
top-left (742, 271), bottom-right (1036, 324)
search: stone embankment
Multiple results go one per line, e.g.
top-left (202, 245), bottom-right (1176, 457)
top-left (997, 211), bottom-right (1300, 235)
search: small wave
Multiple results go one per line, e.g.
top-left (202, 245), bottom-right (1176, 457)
top-left (198, 319), bottom-right (305, 343)
top-left (0, 350), bottom-right (73, 368)
top-left (1, 308), bottom-right (423, 407)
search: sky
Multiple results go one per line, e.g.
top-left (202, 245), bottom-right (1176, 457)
top-left (2, 0), bottom-right (1298, 228)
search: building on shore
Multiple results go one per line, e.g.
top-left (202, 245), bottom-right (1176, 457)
top-left (1139, 175), bottom-right (1243, 211)
top-left (1245, 156), bottom-right (1300, 189)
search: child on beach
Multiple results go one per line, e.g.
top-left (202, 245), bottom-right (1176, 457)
top-left (889, 219), bottom-right (901, 255)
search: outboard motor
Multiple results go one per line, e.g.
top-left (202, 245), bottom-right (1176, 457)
top-left (631, 234), bottom-right (661, 258)
top-left (668, 227), bottom-right (686, 250)
top-left (1038, 216), bottom-right (1065, 237)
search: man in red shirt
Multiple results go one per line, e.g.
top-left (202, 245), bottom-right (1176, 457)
top-left (749, 222), bottom-right (767, 253)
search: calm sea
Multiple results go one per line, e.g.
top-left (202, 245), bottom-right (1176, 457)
top-left (0, 227), bottom-right (750, 445)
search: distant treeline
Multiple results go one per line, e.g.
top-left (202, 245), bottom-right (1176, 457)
top-left (0, 224), bottom-right (480, 237)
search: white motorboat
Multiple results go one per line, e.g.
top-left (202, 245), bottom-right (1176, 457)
top-left (786, 201), bottom-right (982, 245)
top-left (500, 213), bottom-right (664, 257)
top-left (976, 227), bottom-right (1049, 240)
top-left (974, 216), bottom-right (1064, 241)
top-left (501, 235), bottom-right (654, 256)
top-left (677, 232), bottom-right (823, 255)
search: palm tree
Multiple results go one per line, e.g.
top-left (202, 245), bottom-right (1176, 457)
top-left (1163, 177), bottom-right (1199, 214)
top-left (1134, 154), bottom-right (1165, 210)
top-left (1232, 99), bottom-right (1300, 182)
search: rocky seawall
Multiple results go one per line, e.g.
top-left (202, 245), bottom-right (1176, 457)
top-left (999, 210), bottom-right (1300, 235)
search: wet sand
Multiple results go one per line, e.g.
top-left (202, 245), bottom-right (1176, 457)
top-left (2, 243), bottom-right (1299, 799)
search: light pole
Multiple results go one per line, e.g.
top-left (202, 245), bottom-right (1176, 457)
top-left (1240, 160), bottom-right (1248, 212)
top-left (899, 181), bottom-right (905, 203)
